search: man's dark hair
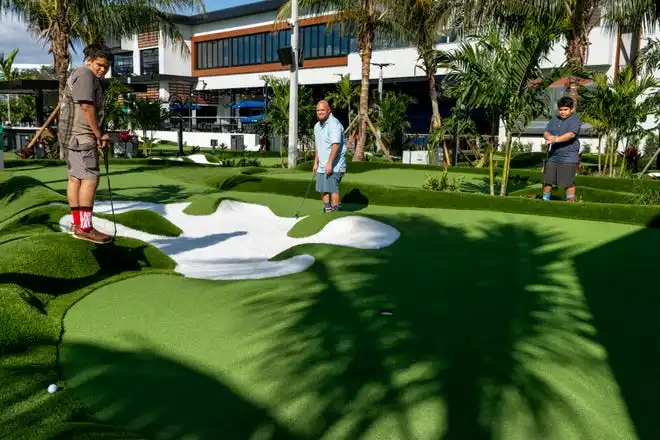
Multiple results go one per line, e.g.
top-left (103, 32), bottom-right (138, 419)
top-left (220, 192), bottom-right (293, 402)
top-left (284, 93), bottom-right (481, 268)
top-left (84, 44), bottom-right (113, 63)
top-left (557, 96), bottom-right (574, 109)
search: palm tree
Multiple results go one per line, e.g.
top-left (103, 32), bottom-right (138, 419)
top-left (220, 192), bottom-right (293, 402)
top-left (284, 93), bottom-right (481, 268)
top-left (325, 74), bottom-right (360, 150)
top-left (0, 48), bottom-right (20, 81)
top-left (638, 37), bottom-right (660, 73)
top-left (456, 0), bottom-right (659, 103)
top-left (580, 65), bottom-right (659, 176)
top-left (1, 0), bottom-right (205, 96)
top-left (277, 0), bottom-right (397, 161)
top-left (390, 0), bottom-right (453, 132)
top-left (436, 19), bottom-right (569, 196)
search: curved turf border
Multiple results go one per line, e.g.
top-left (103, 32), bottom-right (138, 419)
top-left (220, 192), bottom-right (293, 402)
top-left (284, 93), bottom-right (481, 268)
top-left (296, 160), bottom-right (660, 193)
top-left (223, 176), bottom-right (660, 228)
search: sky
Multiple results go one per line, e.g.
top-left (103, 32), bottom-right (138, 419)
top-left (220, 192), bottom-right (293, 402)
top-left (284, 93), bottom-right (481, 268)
top-left (0, 0), bottom-right (260, 65)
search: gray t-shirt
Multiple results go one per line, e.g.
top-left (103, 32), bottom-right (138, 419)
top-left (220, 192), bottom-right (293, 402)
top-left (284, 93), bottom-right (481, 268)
top-left (58, 66), bottom-right (104, 150)
top-left (546, 113), bottom-right (581, 164)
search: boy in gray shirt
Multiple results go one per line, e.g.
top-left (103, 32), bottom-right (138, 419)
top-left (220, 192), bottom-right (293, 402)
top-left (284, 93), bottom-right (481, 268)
top-left (58, 44), bottom-right (113, 243)
top-left (543, 96), bottom-right (581, 202)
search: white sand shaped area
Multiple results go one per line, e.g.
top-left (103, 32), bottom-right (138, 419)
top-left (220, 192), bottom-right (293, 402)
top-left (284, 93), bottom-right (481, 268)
top-left (58, 200), bottom-right (400, 280)
top-left (149, 154), bottom-right (220, 165)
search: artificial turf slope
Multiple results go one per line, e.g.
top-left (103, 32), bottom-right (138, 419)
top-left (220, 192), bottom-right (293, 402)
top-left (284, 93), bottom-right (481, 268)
top-left (60, 207), bottom-right (660, 440)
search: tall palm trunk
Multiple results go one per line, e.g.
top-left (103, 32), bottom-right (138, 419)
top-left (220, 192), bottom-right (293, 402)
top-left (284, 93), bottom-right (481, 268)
top-left (52, 14), bottom-right (71, 160)
top-left (564, 2), bottom-right (596, 104)
top-left (488, 140), bottom-right (495, 196)
top-left (500, 132), bottom-right (513, 196)
top-left (354, 18), bottom-right (374, 162)
top-left (426, 60), bottom-right (442, 130)
top-left (597, 135), bottom-right (602, 173)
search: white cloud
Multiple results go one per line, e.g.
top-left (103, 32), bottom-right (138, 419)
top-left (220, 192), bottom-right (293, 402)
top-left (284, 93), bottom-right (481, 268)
top-left (0, 12), bottom-right (51, 64)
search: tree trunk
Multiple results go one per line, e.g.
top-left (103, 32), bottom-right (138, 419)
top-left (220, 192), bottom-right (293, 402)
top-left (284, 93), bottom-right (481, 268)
top-left (353, 20), bottom-right (374, 162)
top-left (52, 11), bottom-right (71, 160)
top-left (564, 2), bottom-right (595, 105)
top-left (597, 135), bottom-right (602, 173)
top-left (488, 142), bottom-right (495, 196)
top-left (427, 65), bottom-right (442, 130)
top-left (499, 132), bottom-right (513, 196)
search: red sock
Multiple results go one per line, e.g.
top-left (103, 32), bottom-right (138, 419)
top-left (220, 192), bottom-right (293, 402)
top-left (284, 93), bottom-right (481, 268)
top-left (71, 207), bottom-right (81, 226)
top-left (79, 207), bottom-right (93, 232)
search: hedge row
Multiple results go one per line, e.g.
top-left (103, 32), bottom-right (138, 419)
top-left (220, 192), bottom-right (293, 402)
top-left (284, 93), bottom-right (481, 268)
top-left (222, 175), bottom-right (660, 228)
top-left (296, 160), bottom-right (660, 193)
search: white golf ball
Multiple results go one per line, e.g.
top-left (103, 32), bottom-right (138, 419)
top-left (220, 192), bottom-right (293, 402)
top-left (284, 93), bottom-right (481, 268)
top-left (47, 384), bottom-right (59, 393)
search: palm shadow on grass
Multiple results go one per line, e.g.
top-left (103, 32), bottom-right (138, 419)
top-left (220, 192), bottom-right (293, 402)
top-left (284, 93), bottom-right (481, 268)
top-left (2, 339), bottom-right (303, 440)
top-left (5, 215), bottom-right (653, 439)
top-left (575, 215), bottom-right (660, 440)
top-left (243, 215), bottom-right (613, 439)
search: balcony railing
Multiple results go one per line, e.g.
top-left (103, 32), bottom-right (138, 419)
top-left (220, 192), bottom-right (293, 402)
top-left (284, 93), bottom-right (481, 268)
top-left (161, 116), bottom-right (261, 134)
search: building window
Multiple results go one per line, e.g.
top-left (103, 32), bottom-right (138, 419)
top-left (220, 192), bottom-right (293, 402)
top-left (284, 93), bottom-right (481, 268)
top-left (140, 48), bottom-right (159, 75)
top-left (112, 53), bottom-right (134, 77)
top-left (195, 22), bottom-right (351, 70)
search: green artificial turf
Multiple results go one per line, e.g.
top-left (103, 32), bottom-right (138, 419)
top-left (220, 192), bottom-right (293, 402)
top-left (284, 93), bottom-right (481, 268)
top-left (58, 207), bottom-right (659, 440)
top-left (0, 284), bottom-right (57, 354)
top-left (0, 205), bottom-right (182, 237)
top-left (0, 176), bottom-right (66, 223)
top-left (0, 233), bottom-right (175, 296)
top-left (101, 210), bottom-right (182, 237)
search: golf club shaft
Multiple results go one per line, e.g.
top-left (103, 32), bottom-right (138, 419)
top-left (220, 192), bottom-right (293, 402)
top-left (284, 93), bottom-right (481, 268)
top-left (104, 152), bottom-right (117, 238)
top-left (295, 173), bottom-right (316, 217)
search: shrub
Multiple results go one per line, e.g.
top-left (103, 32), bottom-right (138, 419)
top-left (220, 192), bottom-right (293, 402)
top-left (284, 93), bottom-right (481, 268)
top-left (236, 157), bottom-right (262, 167)
top-left (422, 171), bottom-right (464, 192)
top-left (204, 153), bottom-right (220, 164)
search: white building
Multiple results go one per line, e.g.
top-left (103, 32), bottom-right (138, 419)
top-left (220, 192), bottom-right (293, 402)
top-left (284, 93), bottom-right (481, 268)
top-left (106, 0), bottom-right (658, 155)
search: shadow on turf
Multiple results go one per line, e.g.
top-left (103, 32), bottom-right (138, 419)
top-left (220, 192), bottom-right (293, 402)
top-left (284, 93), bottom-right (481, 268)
top-left (0, 175), bottom-right (50, 203)
top-left (4, 215), bottom-right (659, 440)
top-left (243, 215), bottom-right (660, 439)
top-left (0, 240), bottom-right (169, 296)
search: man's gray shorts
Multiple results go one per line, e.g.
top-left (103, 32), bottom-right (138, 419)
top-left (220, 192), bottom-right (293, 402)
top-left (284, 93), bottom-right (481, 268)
top-left (316, 172), bottom-right (344, 193)
top-left (65, 144), bottom-right (100, 180)
top-left (543, 160), bottom-right (578, 188)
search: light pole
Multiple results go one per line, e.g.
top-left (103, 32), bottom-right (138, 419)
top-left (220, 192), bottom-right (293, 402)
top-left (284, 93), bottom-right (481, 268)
top-left (371, 62), bottom-right (393, 101)
top-left (287, 0), bottom-right (300, 168)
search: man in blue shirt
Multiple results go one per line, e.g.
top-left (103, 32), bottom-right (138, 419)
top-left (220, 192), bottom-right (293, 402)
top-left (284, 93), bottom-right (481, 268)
top-left (313, 100), bottom-right (346, 213)
top-left (543, 96), bottom-right (581, 202)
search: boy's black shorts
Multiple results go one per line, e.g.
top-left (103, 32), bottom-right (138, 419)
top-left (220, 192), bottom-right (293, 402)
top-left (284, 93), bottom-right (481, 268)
top-left (544, 161), bottom-right (578, 188)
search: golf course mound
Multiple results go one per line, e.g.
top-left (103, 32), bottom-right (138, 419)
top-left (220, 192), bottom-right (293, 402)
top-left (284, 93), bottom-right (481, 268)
top-left (0, 233), bottom-right (175, 296)
top-left (0, 283), bottom-right (57, 353)
top-left (60, 199), bottom-right (401, 280)
top-left (0, 175), bottom-right (66, 223)
top-left (0, 204), bottom-right (182, 237)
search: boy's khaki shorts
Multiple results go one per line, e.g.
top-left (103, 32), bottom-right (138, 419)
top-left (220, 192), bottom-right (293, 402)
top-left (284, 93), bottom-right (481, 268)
top-left (65, 142), bottom-right (100, 180)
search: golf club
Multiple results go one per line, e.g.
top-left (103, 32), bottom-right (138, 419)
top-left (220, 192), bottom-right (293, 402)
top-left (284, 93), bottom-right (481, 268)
top-left (103, 149), bottom-right (117, 240)
top-left (294, 172), bottom-right (316, 218)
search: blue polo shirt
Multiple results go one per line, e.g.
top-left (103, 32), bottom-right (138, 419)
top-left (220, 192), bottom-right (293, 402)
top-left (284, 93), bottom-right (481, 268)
top-left (314, 113), bottom-right (346, 173)
top-left (546, 113), bottom-right (581, 164)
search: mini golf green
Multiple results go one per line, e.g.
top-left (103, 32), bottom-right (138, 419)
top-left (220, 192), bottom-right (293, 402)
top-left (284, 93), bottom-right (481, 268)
top-left (59, 207), bottom-right (650, 440)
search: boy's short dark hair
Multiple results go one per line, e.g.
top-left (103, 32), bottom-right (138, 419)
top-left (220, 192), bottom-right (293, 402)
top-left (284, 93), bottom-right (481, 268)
top-left (84, 44), bottom-right (113, 63)
top-left (557, 96), bottom-right (574, 109)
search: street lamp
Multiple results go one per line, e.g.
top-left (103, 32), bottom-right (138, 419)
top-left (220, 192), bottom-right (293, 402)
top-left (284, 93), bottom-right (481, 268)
top-left (371, 62), bottom-right (393, 101)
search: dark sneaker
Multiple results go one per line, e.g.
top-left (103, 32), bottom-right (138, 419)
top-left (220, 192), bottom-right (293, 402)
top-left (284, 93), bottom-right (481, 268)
top-left (73, 227), bottom-right (113, 244)
top-left (331, 204), bottom-right (342, 212)
top-left (323, 204), bottom-right (333, 213)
